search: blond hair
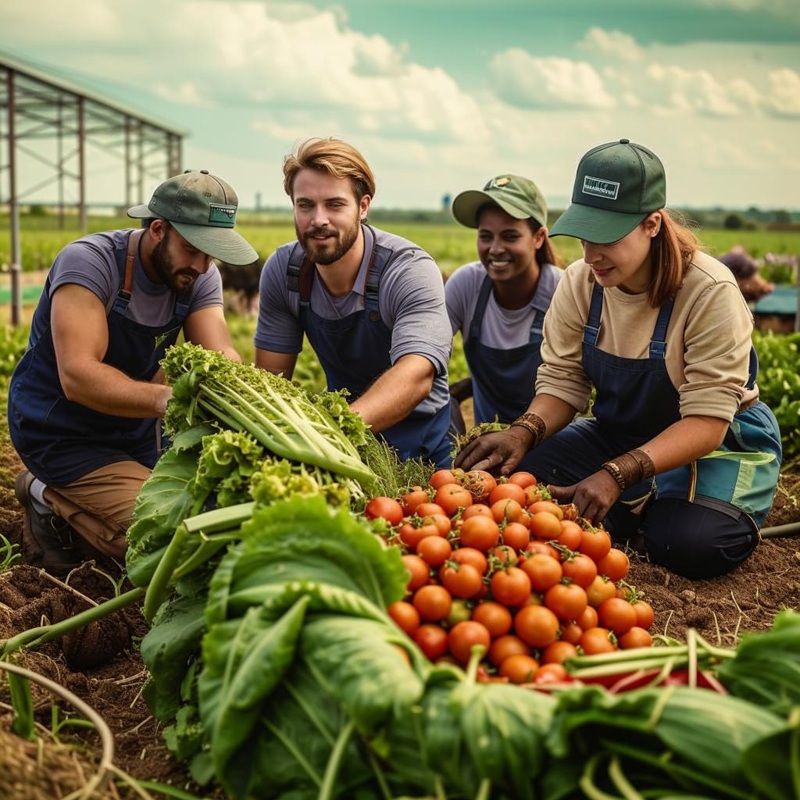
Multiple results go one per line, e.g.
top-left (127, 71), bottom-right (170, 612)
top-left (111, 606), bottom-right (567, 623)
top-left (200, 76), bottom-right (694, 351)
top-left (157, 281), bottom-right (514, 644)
top-left (283, 138), bottom-right (376, 201)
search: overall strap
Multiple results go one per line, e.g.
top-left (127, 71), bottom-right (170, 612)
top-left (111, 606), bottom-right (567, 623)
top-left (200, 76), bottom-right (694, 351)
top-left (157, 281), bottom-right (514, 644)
top-left (286, 243), bottom-right (315, 303)
top-left (113, 229), bottom-right (145, 314)
top-left (648, 296), bottom-right (675, 358)
top-left (583, 283), bottom-right (604, 347)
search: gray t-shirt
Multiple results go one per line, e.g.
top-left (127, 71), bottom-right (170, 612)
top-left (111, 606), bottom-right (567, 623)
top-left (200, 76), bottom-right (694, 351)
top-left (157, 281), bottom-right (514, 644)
top-left (445, 260), bottom-right (563, 346)
top-left (32, 228), bottom-right (222, 343)
top-left (255, 225), bottom-right (452, 413)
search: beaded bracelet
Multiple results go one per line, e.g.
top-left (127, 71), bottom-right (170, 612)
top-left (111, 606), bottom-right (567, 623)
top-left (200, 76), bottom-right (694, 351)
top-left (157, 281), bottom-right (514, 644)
top-left (510, 411), bottom-right (547, 448)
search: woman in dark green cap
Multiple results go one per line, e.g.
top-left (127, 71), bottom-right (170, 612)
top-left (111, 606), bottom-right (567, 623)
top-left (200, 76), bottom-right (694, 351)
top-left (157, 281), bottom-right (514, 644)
top-left (455, 139), bottom-right (782, 579)
top-left (447, 174), bottom-right (563, 433)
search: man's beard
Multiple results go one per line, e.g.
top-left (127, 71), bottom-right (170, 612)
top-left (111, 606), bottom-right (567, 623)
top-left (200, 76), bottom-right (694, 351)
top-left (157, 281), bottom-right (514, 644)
top-left (299, 219), bottom-right (360, 266)
top-left (151, 230), bottom-right (197, 292)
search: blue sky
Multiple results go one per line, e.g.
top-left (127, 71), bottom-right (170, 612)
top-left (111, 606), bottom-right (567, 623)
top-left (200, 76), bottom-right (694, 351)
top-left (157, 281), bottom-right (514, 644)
top-left (2, 0), bottom-right (799, 212)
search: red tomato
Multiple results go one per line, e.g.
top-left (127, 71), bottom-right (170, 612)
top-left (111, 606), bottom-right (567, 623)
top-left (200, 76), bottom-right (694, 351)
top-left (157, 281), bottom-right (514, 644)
top-left (499, 653), bottom-right (540, 684)
top-left (541, 640), bottom-right (579, 665)
top-left (412, 584), bottom-right (453, 622)
top-left (402, 554), bottom-right (430, 592)
top-left (470, 601), bottom-right (513, 637)
top-left (559, 621), bottom-right (584, 645)
top-left (447, 620), bottom-right (492, 664)
top-left (507, 471), bottom-right (538, 489)
top-left (631, 599), bottom-right (655, 630)
top-left (578, 527), bottom-right (612, 562)
top-left (491, 545), bottom-right (519, 566)
top-left (414, 501), bottom-right (447, 518)
top-left (489, 482), bottom-right (527, 506)
top-left (400, 486), bottom-right (430, 515)
top-left (490, 498), bottom-right (524, 525)
top-left (528, 500), bottom-right (564, 520)
top-left (487, 634), bottom-right (531, 666)
top-left (459, 515), bottom-right (501, 552)
top-left (420, 512), bottom-right (451, 537)
top-left (490, 566), bottom-right (532, 607)
top-left (525, 540), bottom-right (563, 561)
top-left (462, 470), bottom-right (498, 503)
top-left (501, 521), bottom-right (530, 552)
top-left (364, 496), bottom-right (404, 527)
top-left (618, 626), bottom-right (654, 649)
top-left (586, 575), bottom-right (619, 608)
top-left (461, 503), bottom-right (494, 521)
top-left (429, 469), bottom-right (461, 490)
top-left (450, 547), bottom-right (489, 575)
top-left (440, 563), bottom-right (484, 599)
top-left (579, 626), bottom-right (617, 655)
top-left (416, 535), bottom-right (453, 567)
top-left (557, 520), bottom-right (584, 551)
top-left (596, 548), bottom-right (630, 582)
top-left (399, 521), bottom-right (441, 551)
top-left (533, 662), bottom-right (569, 685)
top-left (575, 605), bottom-right (599, 630)
top-left (387, 601), bottom-right (420, 635)
top-left (529, 511), bottom-right (563, 541)
top-left (414, 623), bottom-right (449, 660)
top-left (513, 604), bottom-right (560, 649)
top-left (561, 553), bottom-right (598, 589)
top-left (434, 483), bottom-right (474, 516)
top-left (544, 582), bottom-right (588, 621)
top-left (521, 553), bottom-right (563, 593)
top-left (597, 597), bottom-right (638, 636)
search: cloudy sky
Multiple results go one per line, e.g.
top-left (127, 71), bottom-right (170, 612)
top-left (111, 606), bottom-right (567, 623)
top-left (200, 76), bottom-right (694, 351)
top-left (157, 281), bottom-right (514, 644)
top-left (1, 0), bottom-right (799, 212)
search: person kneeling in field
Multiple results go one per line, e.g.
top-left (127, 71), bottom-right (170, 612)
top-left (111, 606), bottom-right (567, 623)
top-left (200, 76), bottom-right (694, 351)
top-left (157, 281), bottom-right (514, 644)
top-left (455, 139), bottom-right (782, 579)
top-left (8, 170), bottom-right (258, 575)
top-left (446, 173), bottom-right (564, 435)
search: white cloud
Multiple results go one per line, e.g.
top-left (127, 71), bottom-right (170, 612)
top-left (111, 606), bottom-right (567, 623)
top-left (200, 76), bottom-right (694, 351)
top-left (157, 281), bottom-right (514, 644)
top-left (489, 49), bottom-right (616, 110)
top-left (765, 68), bottom-right (800, 117)
top-left (579, 28), bottom-right (644, 62)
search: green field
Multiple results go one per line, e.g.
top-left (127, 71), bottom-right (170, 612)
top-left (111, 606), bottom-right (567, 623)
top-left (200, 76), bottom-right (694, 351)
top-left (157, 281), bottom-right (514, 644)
top-left (2, 212), bottom-right (799, 279)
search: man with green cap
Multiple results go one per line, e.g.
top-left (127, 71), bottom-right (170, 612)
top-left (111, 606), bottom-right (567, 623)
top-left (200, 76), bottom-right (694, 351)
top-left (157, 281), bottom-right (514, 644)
top-left (447, 174), bottom-right (563, 433)
top-left (9, 169), bottom-right (258, 574)
top-left (456, 140), bottom-right (781, 580)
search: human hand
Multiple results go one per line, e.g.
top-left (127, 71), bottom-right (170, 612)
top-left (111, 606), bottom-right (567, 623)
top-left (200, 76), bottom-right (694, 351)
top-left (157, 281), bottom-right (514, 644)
top-left (548, 469), bottom-right (621, 526)
top-left (453, 428), bottom-right (531, 475)
top-left (155, 386), bottom-right (173, 418)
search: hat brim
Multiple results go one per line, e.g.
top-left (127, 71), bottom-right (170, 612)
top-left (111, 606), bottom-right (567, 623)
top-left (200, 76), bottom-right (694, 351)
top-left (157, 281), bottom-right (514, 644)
top-left (549, 204), bottom-right (646, 244)
top-left (170, 222), bottom-right (259, 266)
top-left (451, 190), bottom-right (531, 229)
top-left (127, 203), bottom-right (153, 219)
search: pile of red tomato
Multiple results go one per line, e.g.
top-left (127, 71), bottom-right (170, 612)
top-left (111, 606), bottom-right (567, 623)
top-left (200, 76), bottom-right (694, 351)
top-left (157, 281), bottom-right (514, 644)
top-left (364, 468), bottom-right (655, 686)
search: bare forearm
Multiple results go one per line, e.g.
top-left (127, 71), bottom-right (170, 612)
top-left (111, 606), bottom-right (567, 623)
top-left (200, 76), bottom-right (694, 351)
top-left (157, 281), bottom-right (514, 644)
top-left (634, 416), bottom-right (729, 474)
top-left (60, 361), bottom-right (172, 418)
top-left (350, 355), bottom-right (435, 433)
top-left (526, 393), bottom-right (583, 441)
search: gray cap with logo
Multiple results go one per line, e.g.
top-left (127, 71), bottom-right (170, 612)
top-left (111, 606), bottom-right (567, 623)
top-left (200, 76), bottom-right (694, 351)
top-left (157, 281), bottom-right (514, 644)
top-left (550, 139), bottom-right (666, 244)
top-left (127, 170), bottom-right (258, 265)
top-left (452, 174), bottom-right (548, 229)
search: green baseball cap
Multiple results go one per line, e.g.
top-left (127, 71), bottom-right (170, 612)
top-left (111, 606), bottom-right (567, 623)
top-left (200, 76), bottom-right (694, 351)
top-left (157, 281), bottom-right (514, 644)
top-left (127, 170), bottom-right (258, 265)
top-left (550, 139), bottom-right (666, 244)
top-left (451, 174), bottom-right (548, 229)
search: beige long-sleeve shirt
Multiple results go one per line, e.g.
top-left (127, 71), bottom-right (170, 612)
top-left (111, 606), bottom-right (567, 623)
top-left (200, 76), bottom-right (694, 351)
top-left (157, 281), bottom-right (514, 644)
top-left (536, 251), bottom-right (757, 423)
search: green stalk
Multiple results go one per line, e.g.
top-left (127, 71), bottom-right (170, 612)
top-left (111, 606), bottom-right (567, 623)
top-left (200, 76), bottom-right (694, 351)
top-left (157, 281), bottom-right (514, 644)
top-left (263, 718), bottom-right (323, 787)
top-left (579, 753), bottom-right (625, 800)
top-left (143, 522), bottom-right (190, 623)
top-left (0, 586), bottom-right (145, 656)
top-left (8, 671), bottom-right (35, 740)
top-left (318, 719), bottom-right (356, 800)
top-left (608, 755), bottom-right (646, 800)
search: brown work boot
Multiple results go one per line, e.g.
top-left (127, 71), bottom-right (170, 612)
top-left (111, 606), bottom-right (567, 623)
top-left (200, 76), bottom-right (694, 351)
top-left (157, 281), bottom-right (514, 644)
top-left (14, 471), bottom-right (83, 576)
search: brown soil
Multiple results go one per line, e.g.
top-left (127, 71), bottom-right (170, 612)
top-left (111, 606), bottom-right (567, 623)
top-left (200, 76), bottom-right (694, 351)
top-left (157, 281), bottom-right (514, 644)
top-left (0, 435), bottom-right (798, 798)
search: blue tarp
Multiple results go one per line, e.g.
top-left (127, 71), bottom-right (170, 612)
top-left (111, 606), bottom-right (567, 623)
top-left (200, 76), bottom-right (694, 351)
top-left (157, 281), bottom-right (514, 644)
top-left (753, 285), bottom-right (799, 316)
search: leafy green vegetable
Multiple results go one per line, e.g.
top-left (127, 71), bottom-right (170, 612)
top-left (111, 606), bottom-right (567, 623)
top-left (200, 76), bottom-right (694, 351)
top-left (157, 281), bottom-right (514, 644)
top-left (162, 342), bottom-right (377, 486)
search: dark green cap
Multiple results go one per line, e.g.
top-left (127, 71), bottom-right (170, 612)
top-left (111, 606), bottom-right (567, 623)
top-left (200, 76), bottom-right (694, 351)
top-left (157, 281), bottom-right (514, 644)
top-left (127, 170), bottom-right (258, 265)
top-left (452, 174), bottom-right (548, 229)
top-left (550, 139), bottom-right (666, 244)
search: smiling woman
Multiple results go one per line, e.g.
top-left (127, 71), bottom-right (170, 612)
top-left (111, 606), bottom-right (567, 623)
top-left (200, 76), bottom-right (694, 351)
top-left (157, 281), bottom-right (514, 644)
top-left (455, 138), bottom-right (783, 581)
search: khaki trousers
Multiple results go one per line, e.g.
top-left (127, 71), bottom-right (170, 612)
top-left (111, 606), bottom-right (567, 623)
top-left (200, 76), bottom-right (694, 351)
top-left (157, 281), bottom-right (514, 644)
top-left (43, 461), bottom-right (152, 561)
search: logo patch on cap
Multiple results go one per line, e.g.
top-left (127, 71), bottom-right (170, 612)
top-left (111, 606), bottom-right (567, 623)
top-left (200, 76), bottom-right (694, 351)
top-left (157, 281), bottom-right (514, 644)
top-left (582, 176), bottom-right (620, 201)
top-left (491, 176), bottom-right (512, 189)
top-left (209, 203), bottom-right (237, 226)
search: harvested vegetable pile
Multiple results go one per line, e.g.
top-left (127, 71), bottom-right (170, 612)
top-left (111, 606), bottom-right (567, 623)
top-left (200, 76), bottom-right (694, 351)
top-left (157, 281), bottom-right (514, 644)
top-left (0, 341), bottom-right (798, 798)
